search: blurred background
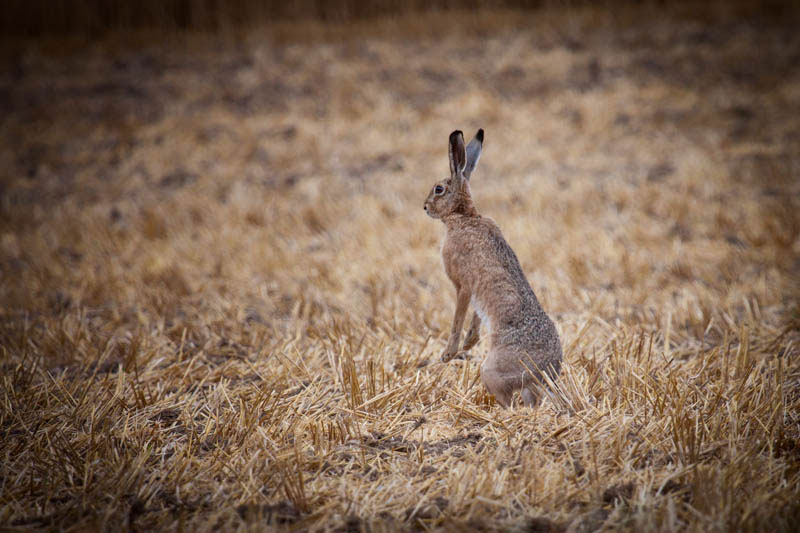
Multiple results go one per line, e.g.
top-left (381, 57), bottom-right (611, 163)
top-left (6, 0), bottom-right (791, 37)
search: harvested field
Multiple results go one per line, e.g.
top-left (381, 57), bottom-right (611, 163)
top-left (1, 3), bottom-right (799, 531)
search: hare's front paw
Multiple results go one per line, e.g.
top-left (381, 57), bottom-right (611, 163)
top-left (441, 347), bottom-right (458, 363)
top-left (462, 327), bottom-right (480, 351)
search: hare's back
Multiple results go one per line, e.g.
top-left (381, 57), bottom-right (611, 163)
top-left (474, 219), bottom-right (530, 284)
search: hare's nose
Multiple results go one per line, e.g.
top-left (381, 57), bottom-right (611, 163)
top-left (423, 204), bottom-right (427, 211)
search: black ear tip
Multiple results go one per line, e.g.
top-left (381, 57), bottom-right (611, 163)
top-left (449, 130), bottom-right (464, 142)
top-left (476, 129), bottom-right (484, 143)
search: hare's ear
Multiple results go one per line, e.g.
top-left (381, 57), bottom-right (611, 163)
top-left (464, 128), bottom-right (484, 180)
top-left (448, 130), bottom-right (467, 178)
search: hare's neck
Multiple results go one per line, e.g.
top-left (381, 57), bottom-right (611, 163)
top-left (442, 210), bottom-right (479, 229)
top-left (448, 186), bottom-right (478, 220)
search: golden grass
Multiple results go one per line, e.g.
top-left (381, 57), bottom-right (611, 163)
top-left (1, 4), bottom-right (799, 531)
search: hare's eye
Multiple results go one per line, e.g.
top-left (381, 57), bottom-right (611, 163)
top-left (434, 185), bottom-right (444, 195)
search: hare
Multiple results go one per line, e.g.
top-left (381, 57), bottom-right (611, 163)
top-left (423, 129), bottom-right (562, 408)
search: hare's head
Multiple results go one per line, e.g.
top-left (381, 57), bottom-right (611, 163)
top-left (424, 129), bottom-right (484, 219)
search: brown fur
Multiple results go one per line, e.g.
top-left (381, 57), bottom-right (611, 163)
top-left (424, 130), bottom-right (562, 408)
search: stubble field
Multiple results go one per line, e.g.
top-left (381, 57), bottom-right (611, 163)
top-left (1, 4), bottom-right (799, 531)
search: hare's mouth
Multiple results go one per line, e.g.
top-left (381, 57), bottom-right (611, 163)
top-left (423, 204), bottom-right (438, 218)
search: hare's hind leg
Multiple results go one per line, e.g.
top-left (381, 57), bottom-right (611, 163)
top-left (521, 386), bottom-right (540, 408)
top-left (480, 353), bottom-right (514, 408)
top-left (482, 373), bottom-right (512, 407)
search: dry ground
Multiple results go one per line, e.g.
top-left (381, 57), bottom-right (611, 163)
top-left (1, 4), bottom-right (800, 531)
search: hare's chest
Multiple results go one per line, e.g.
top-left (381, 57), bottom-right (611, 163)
top-left (440, 238), bottom-right (462, 282)
top-left (440, 239), bottom-right (458, 282)
top-left (440, 235), bottom-right (476, 286)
